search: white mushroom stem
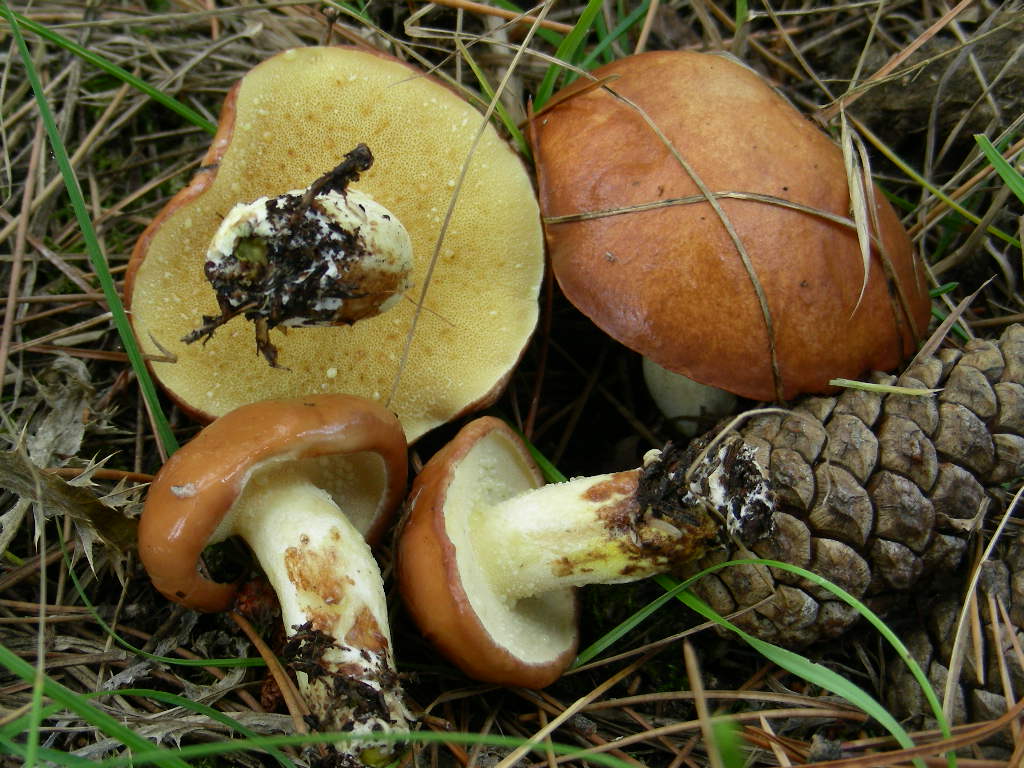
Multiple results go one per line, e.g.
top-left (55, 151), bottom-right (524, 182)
top-left (642, 357), bottom-right (738, 437)
top-left (471, 470), bottom-right (676, 602)
top-left (449, 435), bottom-right (774, 605)
top-left (217, 465), bottom-right (410, 757)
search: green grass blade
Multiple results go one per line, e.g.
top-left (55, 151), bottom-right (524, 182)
top-left (712, 718), bottom-right (745, 768)
top-left (862, 124), bottom-right (1020, 249)
top-left (533, 0), bottom-right (604, 109)
top-left (108, 689), bottom-right (296, 768)
top-left (735, 0), bottom-right (749, 27)
top-left (54, 524), bottom-right (259, 668)
top-left (975, 134), bottom-right (1024, 205)
top-left (2, 2), bottom-right (180, 456)
top-left (3, 9), bottom-right (216, 134)
top-left (455, 39), bottom-right (529, 157)
top-left (0, 689), bottom-right (295, 767)
top-left (92, 729), bottom-right (638, 768)
top-left (573, 573), bottom-right (699, 667)
top-left (0, 643), bottom-right (192, 768)
top-left (579, 0), bottom-right (651, 70)
top-left (0, 736), bottom-right (102, 767)
top-left (655, 568), bottom-right (947, 768)
top-left (723, 559), bottom-right (953, 755)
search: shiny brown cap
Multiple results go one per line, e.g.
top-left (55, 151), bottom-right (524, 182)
top-left (397, 417), bottom-right (578, 689)
top-left (138, 394), bottom-right (407, 612)
top-left (532, 50), bottom-right (931, 402)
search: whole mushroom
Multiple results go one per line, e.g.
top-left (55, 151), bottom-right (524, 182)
top-left (127, 46), bottom-right (544, 442)
top-left (138, 394), bottom-right (410, 761)
top-left (531, 51), bottom-right (931, 408)
top-left (396, 416), bottom-right (773, 688)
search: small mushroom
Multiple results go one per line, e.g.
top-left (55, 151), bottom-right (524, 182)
top-left (532, 51), bottom-right (931, 405)
top-left (397, 416), bottom-right (774, 688)
top-left (138, 394), bottom-right (411, 760)
top-left (127, 46), bottom-right (544, 442)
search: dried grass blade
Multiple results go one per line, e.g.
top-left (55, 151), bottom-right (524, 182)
top-left (454, 37), bottom-right (528, 156)
top-left (683, 640), bottom-right (724, 768)
top-left (855, 117), bottom-right (1020, 249)
top-left (0, 642), bottom-right (192, 768)
top-left (387, 3), bottom-right (547, 408)
top-left (943, 483), bottom-right (1023, 725)
top-left (4, 9), bottom-right (215, 133)
top-left (656, 568), bottom-right (942, 768)
top-left (817, 0), bottom-right (976, 123)
top-left (840, 114), bottom-right (871, 316)
top-left (1, 2), bottom-right (178, 456)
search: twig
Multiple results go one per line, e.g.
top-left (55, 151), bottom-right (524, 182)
top-left (228, 611), bottom-right (311, 736)
top-left (816, 0), bottom-right (977, 123)
top-left (428, 0), bottom-right (573, 34)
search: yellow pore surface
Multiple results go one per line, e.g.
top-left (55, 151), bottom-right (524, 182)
top-left (131, 47), bottom-right (543, 442)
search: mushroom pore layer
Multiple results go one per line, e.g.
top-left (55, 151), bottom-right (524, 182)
top-left (128, 46), bottom-right (543, 441)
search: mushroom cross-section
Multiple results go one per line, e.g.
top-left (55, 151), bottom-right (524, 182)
top-left (126, 45), bottom-right (544, 442)
top-left (397, 416), bottom-right (774, 689)
top-left (138, 394), bottom-right (410, 758)
top-left (531, 50), bottom-right (931, 403)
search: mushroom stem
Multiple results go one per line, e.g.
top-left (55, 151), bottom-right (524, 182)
top-left (446, 423), bottom-right (775, 604)
top-left (225, 466), bottom-right (410, 755)
top-left (473, 469), bottom-right (678, 601)
top-left (185, 144), bottom-right (414, 367)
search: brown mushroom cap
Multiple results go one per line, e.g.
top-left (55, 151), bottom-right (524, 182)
top-left (532, 51), bottom-right (931, 402)
top-left (397, 417), bottom-right (578, 689)
top-left (138, 393), bottom-right (407, 613)
top-left (127, 46), bottom-right (543, 441)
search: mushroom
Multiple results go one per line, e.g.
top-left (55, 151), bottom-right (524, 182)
top-left (396, 416), bottom-right (773, 688)
top-left (126, 46), bottom-right (544, 442)
top-left (531, 51), bottom-right (931, 406)
top-left (138, 394), bottom-right (411, 759)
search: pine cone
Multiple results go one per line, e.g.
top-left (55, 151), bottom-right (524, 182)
top-left (688, 324), bottom-right (1024, 648)
top-left (885, 530), bottom-right (1024, 728)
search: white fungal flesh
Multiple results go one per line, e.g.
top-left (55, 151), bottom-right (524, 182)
top-left (207, 186), bottom-right (413, 318)
top-left (445, 428), bottom-right (577, 667)
top-left (696, 440), bottom-right (774, 538)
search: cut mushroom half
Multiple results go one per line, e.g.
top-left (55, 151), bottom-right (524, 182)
top-left (397, 417), bottom-right (775, 688)
top-left (138, 394), bottom-right (411, 760)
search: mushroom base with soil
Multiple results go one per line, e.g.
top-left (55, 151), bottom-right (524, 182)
top-left (224, 467), bottom-right (410, 754)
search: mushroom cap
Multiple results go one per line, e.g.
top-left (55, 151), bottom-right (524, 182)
top-left (532, 51), bottom-right (931, 402)
top-left (397, 417), bottom-right (578, 689)
top-left (138, 393), bottom-right (407, 613)
top-left (126, 46), bottom-right (543, 442)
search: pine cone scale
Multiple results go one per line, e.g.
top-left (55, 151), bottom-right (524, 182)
top-left (691, 324), bottom-right (1024, 650)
